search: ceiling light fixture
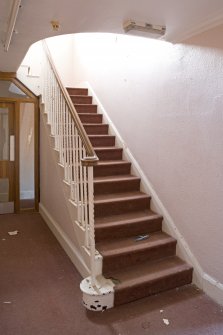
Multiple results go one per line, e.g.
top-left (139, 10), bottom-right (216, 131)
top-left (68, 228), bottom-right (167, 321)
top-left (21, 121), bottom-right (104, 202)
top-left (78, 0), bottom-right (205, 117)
top-left (4, 0), bottom-right (21, 52)
top-left (123, 20), bottom-right (166, 39)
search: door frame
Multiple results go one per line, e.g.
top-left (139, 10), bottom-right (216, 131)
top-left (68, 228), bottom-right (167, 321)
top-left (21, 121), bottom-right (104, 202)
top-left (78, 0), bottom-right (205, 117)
top-left (0, 72), bottom-right (39, 213)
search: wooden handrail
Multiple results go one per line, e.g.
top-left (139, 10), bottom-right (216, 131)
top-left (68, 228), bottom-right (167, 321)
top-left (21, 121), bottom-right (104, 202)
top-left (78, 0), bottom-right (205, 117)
top-left (42, 40), bottom-right (98, 165)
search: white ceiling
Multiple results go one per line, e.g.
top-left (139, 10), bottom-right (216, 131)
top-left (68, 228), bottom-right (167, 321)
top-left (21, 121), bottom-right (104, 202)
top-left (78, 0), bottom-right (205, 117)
top-left (1, 0), bottom-right (223, 72)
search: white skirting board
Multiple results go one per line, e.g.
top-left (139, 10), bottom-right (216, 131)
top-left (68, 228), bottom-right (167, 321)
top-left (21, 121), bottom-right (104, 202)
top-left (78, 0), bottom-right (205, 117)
top-left (75, 81), bottom-right (223, 306)
top-left (39, 203), bottom-right (89, 278)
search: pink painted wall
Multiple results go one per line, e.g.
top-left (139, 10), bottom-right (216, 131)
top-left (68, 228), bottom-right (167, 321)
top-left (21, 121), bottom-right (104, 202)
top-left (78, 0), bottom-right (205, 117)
top-left (49, 26), bottom-right (223, 285)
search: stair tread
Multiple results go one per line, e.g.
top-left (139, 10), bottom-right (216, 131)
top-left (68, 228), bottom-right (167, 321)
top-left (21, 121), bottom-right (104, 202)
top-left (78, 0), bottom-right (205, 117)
top-left (107, 256), bottom-right (192, 290)
top-left (66, 88), bottom-right (88, 96)
top-left (83, 123), bottom-right (108, 126)
top-left (96, 231), bottom-right (175, 256)
top-left (96, 160), bottom-right (130, 166)
top-left (94, 191), bottom-right (150, 203)
top-left (74, 104), bottom-right (97, 107)
top-left (77, 112), bottom-right (99, 115)
top-left (95, 209), bottom-right (161, 225)
top-left (89, 135), bottom-right (115, 138)
top-left (94, 147), bottom-right (122, 151)
top-left (94, 174), bottom-right (140, 183)
top-left (70, 95), bottom-right (92, 98)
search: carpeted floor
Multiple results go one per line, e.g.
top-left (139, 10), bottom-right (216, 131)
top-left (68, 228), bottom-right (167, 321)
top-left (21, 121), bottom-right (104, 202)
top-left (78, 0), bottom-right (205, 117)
top-left (0, 212), bottom-right (222, 335)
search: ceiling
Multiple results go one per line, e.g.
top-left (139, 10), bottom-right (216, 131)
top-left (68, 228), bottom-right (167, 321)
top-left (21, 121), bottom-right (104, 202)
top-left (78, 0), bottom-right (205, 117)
top-left (1, 0), bottom-right (223, 72)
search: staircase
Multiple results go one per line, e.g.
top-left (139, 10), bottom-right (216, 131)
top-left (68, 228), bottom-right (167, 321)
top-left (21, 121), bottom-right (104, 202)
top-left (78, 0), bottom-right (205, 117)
top-left (67, 87), bottom-right (193, 307)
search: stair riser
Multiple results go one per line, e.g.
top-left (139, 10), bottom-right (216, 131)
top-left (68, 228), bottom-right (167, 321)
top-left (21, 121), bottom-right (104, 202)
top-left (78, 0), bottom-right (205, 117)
top-left (94, 149), bottom-right (123, 161)
top-left (95, 197), bottom-right (150, 217)
top-left (94, 163), bottom-right (131, 177)
top-left (70, 96), bottom-right (92, 104)
top-left (66, 149), bottom-right (121, 161)
top-left (95, 217), bottom-right (162, 241)
top-left (79, 114), bottom-right (102, 124)
top-left (114, 268), bottom-right (193, 306)
top-left (67, 88), bottom-right (88, 95)
top-left (89, 136), bottom-right (115, 147)
top-left (102, 241), bottom-right (176, 273)
top-left (94, 178), bottom-right (140, 195)
top-left (75, 105), bottom-right (97, 114)
top-left (83, 124), bottom-right (109, 135)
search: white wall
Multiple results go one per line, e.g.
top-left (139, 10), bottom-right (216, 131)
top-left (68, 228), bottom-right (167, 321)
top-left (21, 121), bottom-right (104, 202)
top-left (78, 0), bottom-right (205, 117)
top-left (46, 35), bottom-right (74, 87)
top-left (47, 27), bottom-right (223, 290)
top-left (17, 36), bottom-right (74, 95)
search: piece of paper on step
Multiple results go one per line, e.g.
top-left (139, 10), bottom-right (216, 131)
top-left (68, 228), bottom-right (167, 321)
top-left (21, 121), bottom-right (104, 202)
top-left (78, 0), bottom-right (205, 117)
top-left (8, 230), bottom-right (19, 236)
top-left (160, 309), bottom-right (164, 313)
top-left (135, 235), bottom-right (149, 242)
top-left (163, 318), bottom-right (170, 325)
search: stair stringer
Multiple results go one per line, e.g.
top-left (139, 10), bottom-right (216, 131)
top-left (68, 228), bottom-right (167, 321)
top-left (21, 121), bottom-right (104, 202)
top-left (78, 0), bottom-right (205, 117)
top-left (74, 82), bottom-right (210, 295)
top-left (39, 100), bottom-right (103, 279)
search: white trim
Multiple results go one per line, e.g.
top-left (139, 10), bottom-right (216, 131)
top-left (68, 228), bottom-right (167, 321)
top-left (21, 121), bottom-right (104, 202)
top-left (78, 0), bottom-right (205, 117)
top-left (81, 81), bottom-right (223, 306)
top-left (203, 274), bottom-right (223, 306)
top-left (39, 203), bottom-right (89, 278)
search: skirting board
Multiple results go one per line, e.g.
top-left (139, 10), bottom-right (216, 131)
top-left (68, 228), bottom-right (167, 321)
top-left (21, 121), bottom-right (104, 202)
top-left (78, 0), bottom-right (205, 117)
top-left (203, 274), bottom-right (223, 307)
top-left (39, 203), bottom-right (89, 278)
top-left (78, 81), bottom-right (223, 307)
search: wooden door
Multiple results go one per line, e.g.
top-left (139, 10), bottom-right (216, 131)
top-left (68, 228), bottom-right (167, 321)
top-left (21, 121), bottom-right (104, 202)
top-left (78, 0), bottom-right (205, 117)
top-left (0, 102), bottom-right (15, 214)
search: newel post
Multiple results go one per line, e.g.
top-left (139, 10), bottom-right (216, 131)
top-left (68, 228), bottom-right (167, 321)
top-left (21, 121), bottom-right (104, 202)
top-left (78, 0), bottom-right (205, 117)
top-left (81, 156), bottom-right (98, 286)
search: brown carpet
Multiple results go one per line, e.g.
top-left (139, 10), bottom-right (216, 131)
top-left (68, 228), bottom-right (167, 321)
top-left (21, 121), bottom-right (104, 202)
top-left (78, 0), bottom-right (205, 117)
top-left (0, 212), bottom-right (222, 335)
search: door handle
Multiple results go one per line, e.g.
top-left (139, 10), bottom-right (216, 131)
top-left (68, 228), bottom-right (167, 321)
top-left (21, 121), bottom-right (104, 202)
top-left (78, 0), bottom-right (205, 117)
top-left (10, 135), bottom-right (15, 161)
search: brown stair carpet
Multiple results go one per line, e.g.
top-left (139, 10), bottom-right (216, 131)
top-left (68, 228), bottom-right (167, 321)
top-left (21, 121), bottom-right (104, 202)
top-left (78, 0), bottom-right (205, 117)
top-left (67, 87), bottom-right (193, 306)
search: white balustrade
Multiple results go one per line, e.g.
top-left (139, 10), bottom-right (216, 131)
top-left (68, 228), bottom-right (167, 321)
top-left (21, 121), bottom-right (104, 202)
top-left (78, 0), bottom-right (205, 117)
top-left (40, 40), bottom-right (98, 286)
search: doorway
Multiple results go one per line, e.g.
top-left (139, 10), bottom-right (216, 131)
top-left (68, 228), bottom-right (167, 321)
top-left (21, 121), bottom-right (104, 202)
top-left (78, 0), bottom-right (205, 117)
top-left (0, 74), bottom-right (39, 214)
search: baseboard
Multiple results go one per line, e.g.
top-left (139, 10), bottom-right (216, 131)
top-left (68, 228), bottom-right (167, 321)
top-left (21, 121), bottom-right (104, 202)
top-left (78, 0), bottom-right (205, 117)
top-left (203, 273), bottom-right (223, 306)
top-left (39, 203), bottom-right (89, 278)
top-left (82, 81), bottom-right (223, 306)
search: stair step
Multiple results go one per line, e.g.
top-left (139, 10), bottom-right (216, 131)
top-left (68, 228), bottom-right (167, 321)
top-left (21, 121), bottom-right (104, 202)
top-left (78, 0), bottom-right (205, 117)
top-left (66, 87), bottom-right (88, 96)
top-left (94, 160), bottom-right (131, 177)
top-left (97, 231), bottom-right (176, 273)
top-left (78, 113), bottom-right (102, 123)
top-left (70, 95), bottom-right (93, 104)
top-left (83, 124), bottom-right (109, 135)
top-left (94, 191), bottom-right (150, 217)
top-left (111, 256), bottom-right (193, 306)
top-left (94, 174), bottom-right (140, 194)
top-left (95, 210), bottom-right (162, 241)
top-left (89, 135), bottom-right (115, 147)
top-left (94, 147), bottom-right (123, 160)
top-left (74, 104), bottom-right (97, 114)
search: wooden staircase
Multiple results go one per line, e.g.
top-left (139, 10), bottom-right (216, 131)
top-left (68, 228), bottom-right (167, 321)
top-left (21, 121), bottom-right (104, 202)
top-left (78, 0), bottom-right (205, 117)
top-left (67, 87), bottom-right (193, 306)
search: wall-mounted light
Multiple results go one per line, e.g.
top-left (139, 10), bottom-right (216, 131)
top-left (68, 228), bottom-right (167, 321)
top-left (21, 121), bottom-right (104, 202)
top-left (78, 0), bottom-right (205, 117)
top-left (123, 20), bottom-right (166, 39)
top-left (4, 0), bottom-right (21, 52)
